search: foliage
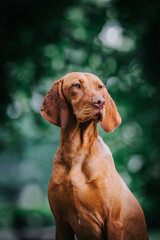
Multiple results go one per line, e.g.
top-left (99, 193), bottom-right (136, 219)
top-left (0, 0), bottom-right (160, 234)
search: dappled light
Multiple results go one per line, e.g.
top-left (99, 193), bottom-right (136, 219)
top-left (99, 21), bottom-right (123, 48)
top-left (0, 0), bottom-right (160, 239)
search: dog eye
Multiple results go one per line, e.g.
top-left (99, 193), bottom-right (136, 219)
top-left (98, 85), bottom-right (103, 89)
top-left (73, 83), bottom-right (81, 88)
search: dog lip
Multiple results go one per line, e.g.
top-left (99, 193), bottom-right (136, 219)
top-left (93, 113), bottom-right (103, 121)
top-left (78, 109), bottom-right (104, 122)
top-left (93, 109), bottom-right (104, 121)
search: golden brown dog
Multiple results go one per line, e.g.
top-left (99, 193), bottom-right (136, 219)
top-left (40, 72), bottom-right (148, 240)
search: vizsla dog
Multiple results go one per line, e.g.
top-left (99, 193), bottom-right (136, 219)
top-left (40, 72), bottom-right (148, 240)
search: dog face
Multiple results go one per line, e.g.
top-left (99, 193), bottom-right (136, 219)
top-left (62, 72), bottom-right (106, 123)
top-left (40, 72), bottom-right (121, 132)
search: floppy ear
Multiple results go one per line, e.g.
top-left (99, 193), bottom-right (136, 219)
top-left (100, 88), bottom-right (121, 132)
top-left (40, 79), bottom-right (69, 129)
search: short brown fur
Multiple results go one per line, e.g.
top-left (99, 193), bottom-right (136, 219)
top-left (40, 72), bottom-right (148, 240)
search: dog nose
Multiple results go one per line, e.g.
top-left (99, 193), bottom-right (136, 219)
top-left (92, 96), bottom-right (105, 109)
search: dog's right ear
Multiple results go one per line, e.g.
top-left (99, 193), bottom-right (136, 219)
top-left (40, 79), bottom-right (69, 129)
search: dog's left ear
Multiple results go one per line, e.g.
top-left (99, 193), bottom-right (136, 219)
top-left (100, 88), bottom-right (121, 132)
top-left (40, 79), bottom-right (69, 129)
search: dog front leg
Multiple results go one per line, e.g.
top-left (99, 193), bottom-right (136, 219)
top-left (104, 220), bottom-right (123, 240)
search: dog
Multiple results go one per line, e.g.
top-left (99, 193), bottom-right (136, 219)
top-left (40, 72), bottom-right (149, 240)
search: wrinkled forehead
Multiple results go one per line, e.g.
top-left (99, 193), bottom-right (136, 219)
top-left (62, 72), bottom-right (103, 87)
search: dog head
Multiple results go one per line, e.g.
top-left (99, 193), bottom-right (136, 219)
top-left (40, 72), bottom-right (121, 132)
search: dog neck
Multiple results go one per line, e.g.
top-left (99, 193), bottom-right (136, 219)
top-left (58, 116), bottom-right (99, 167)
top-left (60, 118), bottom-right (98, 148)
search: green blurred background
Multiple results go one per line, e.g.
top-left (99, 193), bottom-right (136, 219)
top-left (0, 0), bottom-right (160, 239)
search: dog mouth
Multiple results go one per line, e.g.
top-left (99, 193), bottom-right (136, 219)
top-left (77, 109), bottom-right (104, 123)
top-left (93, 111), bottom-right (103, 121)
top-left (81, 110), bottom-right (104, 122)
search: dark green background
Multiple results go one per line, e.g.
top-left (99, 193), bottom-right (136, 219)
top-left (0, 0), bottom-right (160, 239)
